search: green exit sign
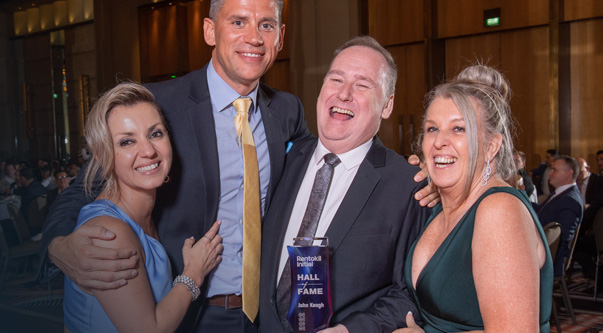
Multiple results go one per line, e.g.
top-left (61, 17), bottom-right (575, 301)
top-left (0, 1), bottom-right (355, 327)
top-left (484, 8), bottom-right (501, 27)
top-left (486, 17), bottom-right (500, 27)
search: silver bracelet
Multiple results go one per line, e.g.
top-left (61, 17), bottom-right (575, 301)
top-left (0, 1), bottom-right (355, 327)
top-left (173, 275), bottom-right (200, 301)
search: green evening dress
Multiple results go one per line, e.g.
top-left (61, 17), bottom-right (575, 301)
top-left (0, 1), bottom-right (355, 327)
top-left (404, 186), bottom-right (553, 332)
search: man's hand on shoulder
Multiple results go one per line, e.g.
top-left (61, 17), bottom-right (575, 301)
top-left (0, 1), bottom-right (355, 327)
top-left (48, 224), bottom-right (139, 292)
top-left (408, 154), bottom-right (440, 208)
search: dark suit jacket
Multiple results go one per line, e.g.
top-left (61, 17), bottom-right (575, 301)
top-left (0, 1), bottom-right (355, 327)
top-left (260, 137), bottom-right (429, 332)
top-left (584, 173), bottom-right (603, 206)
top-left (14, 180), bottom-right (48, 222)
top-left (38, 64), bottom-right (310, 325)
top-left (580, 173), bottom-right (603, 233)
top-left (536, 185), bottom-right (583, 276)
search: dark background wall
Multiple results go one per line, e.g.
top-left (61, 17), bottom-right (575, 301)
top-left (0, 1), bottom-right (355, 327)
top-left (0, 0), bottom-right (602, 172)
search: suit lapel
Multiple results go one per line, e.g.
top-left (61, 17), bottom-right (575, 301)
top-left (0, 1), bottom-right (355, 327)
top-left (185, 66), bottom-right (221, 230)
top-left (257, 87), bottom-right (285, 210)
top-left (265, 139), bottom-right (316, 296)
top-left (325, 138), bottom-right (385, 254)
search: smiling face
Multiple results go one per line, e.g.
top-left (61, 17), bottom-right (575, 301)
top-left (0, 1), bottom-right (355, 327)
top-left (422, 97), bottom-right (472, 191)
top-left (316, 46), bottom-right (394, 154)
top-left (204, 0), bottom-right (285, 95)
top-left (108, 102), bottom-right (172, 196)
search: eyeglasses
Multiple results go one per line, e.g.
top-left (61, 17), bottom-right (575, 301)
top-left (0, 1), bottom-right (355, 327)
top-left (57, 176), bottom-right (70, 180)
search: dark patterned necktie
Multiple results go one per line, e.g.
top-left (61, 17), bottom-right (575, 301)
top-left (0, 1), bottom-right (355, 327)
top-left (276, 153), bottom-right (341, 329)
top-left (538, 190), bottom-right (556, 213)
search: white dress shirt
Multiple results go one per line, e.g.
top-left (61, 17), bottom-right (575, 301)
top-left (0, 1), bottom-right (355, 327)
top-left (276, 139), bottom-right (373, 282)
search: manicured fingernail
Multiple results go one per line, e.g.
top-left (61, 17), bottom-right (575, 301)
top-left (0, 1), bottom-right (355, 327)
top-left (119, 280), bottom-right (126, 286)
top-left (106, 230), bottom-right (115, 237)
top-left (131, 270), bottom-right (138, 277)
top-left (414, 175), bottom-right (421, 181)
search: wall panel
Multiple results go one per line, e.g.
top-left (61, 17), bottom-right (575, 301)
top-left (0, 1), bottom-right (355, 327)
top-left (501, 27), bottom-right (551, 169)
top-left (368, 0), bottom-right (424, 46)
top-left (564, 0), bottom-right (603, 21)
top-left (438, 0), bottom-right (548, 38)
top-left (569, 18), bottom-right (603, 167)
top-left (445, 34), bottom-right (501, 79)
top-left (445, 28), bottom-right (552, 170)
top-left (379, 43), bottom-right (425, 156)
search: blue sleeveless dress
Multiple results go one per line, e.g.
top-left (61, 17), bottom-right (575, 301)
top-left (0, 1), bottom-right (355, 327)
top-left (63, 200), bottom-right (173, 332)
top-left (404, 187), bottom-right (553, 332)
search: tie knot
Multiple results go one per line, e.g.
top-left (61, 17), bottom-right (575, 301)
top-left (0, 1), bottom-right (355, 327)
top-left (233, 97), bottom-right (252, 115)
top-left (323, 153), bottom-right (341, 168)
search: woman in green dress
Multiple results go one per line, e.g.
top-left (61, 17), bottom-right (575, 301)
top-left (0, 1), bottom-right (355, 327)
top-left (395, 65), bottom-right (553, 332)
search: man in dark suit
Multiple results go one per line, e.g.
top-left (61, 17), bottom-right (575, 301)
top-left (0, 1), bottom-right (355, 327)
top-left (14, 167), bottom-right (48, 223)
top-left (38, 0), bottom-right (309, 331)
top-left (536, 155), bottom-right (583, 276)
top-left (260, 36), bottom-right (429, 332)
top-left (576, 157), bottom-right (603, 232)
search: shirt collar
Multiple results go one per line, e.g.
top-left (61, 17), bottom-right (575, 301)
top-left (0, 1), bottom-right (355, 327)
top-left (207, 59), bottom-right (259, 113)
top-left (312, 138), bottom-right (373, 171)
top-left (554, 183), bottom-right (576, 196)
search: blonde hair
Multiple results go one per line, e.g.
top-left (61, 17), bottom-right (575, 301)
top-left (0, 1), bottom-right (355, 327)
top-left (83, 82), bottom-right (165, 198)
top-left (416, 64), bottom-right (516, 196)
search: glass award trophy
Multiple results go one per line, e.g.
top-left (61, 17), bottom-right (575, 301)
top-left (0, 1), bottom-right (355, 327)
top-left (285, 237), bottom-right (332, 332)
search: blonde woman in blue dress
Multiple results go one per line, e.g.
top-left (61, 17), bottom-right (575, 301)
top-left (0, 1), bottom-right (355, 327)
top-left (63, 82), bottom-right (223, 332)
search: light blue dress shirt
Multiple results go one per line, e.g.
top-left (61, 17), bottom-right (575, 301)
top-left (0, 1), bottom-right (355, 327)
top-left (206, 60), bottom-right (271, 296)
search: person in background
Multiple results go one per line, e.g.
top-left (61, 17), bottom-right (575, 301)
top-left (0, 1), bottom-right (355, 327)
top-left (534, 155), bottom-right (583, 276)
top-left (47, 170), bottom-right (71, 207)
top-left (532, 149), bottom-right (560, 202)
top-left (67, 162), bottom-right (81, 179)
top-left (514, 150), bottom-right (536, 202)
top-left (0, 163), bottom-right (18, 194)
top-left (396, 64), bottom-right (552, 332)
top-left (40, 165), bottom-right (58, 190)
top-left (63, 82), bottom-right (223, 332)
top-left (14, 167), bottom-right (48, 222)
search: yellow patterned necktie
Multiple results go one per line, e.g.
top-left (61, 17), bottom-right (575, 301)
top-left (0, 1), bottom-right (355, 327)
top-left (233, 97), bottom-right (261, 322)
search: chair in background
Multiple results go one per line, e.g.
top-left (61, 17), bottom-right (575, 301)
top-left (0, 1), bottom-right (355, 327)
top-left (593, 207), bottom-right (603, 301)
top-left (0, 224), bottom-right (39, 288)
top-left (543, 222), bottom-right (562, 333)
top-left (556, 222), bottom-right (581, 325)
top-left (6, 203), bottom-right (32, 243)
top-left (26, 195), bottom-right (48, 235)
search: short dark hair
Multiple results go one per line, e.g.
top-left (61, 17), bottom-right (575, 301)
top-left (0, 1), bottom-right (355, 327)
top-left (19, 167), bottom-right (35, 181)
top-left (596, 150), bottom-right (603, 156)
top-left (546, 149), bottom-right (560, 157)
top-left (555, 155), bottom-right (579, 182)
